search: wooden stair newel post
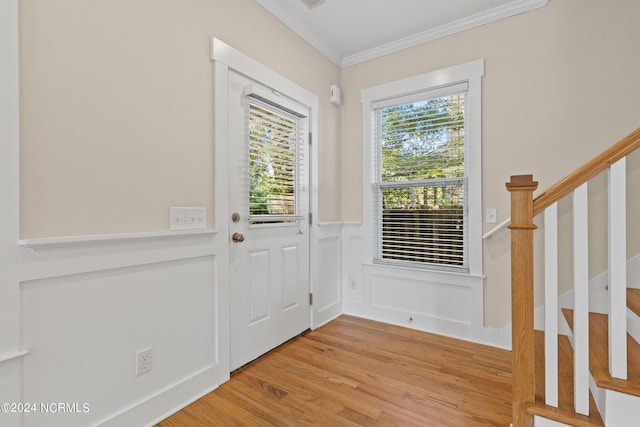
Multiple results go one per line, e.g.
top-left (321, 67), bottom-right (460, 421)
top-left (507, 174), bottom-right (538, 427)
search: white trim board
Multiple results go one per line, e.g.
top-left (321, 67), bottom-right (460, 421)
top-left (343, 0), bottom-right (548, 67)
top-left (97, 366), bottom-right (219, 427)
top-left (256, 0), bottom-right (548, 68)
top-left (0, 349), bottom-right (29, 365)
top-left (19, 231), bottom-right (218, 283)
top-left (0, 2), bottom-right (22, 424)
top-left (211, 39), bottom-right (319, 112)
top-left (20, 229), bottom-right (217, 252)
top-left (255, 0), bottom-right (343, 67)
top-left (0, 0), bottom-right (20, 352)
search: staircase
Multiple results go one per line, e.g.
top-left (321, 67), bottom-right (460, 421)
top-left (507, 128), bottom-right (640, 426)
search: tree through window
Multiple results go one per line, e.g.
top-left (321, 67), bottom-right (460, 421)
top-left (373, 88), bottom-right (468, 270)
top-left (247, 98), bottom-right (305, 224)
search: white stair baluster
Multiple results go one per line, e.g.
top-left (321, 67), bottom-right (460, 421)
top-left (609, 157), bottom-right (628, 379)
top-left (573, 183), bottom-right (590, 416)
top-left (545, 202), bottom-right (559, 407)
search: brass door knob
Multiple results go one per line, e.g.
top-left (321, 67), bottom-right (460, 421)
top-left (232, 232), bottom-right (245, 243)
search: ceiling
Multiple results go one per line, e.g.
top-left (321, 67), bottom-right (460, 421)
top-left (255, 0), bottom-right (548, 67)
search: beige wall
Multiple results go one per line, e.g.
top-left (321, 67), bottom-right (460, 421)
top-left (20, 0), bottom-right (342, 238)
top-left (340, 0), bottom-right (640, 327)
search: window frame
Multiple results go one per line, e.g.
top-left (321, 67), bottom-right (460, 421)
top-left (362, 59), bottom-right (484, 277)
top-left (245, 95), bottom-right (308, 226)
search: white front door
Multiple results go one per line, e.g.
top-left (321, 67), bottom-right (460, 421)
top-left (227, 71), bottom-right (311, 371)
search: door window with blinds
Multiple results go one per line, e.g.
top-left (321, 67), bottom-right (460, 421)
top-left (245, 85), bottom-right (308, 225)
top-left (372, 83), bottom-right (469, 271)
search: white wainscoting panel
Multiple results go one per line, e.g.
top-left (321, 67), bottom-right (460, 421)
top-left (18, 231), bottom-right (224, 427)
top-left (342, 223), bottom-right (364, 305)
top-left (0, 0), bottom-right (21, 422)
top-left (370, 268), bottom-right (475, 323)
top-left (357, 263), bottom-right (484, 326)
top-left (342, 222), bottom-right (511, 349)
top-left (311, 223), bottom-right (343, 328)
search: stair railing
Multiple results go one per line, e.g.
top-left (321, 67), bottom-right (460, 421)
top-left (507, 127), bottom-right (640, 427)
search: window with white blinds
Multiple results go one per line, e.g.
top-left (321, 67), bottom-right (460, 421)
top-left (372, 85), bottom-right (468, 270)
top-left (247, 98), bottom-right (305, 224)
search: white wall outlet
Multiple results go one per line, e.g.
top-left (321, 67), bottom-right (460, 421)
top-left (486, 208), bottom-right (497, 224)
top-left (170, 207), bottom-right (206, 230)
top-left (135, 347), bottom-right (152, 376)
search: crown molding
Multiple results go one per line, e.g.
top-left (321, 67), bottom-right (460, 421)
top-left (342, 0), bottom-right (549, 67)
top-left (255, 0), bottom-right (343, 67)
top-left (257, 0), bottom-right (549, 69)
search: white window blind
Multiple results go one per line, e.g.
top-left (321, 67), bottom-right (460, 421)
top-left (372, 85), bottom-right (468, 271)
top-left (247, 98), bottom-right (305, 224)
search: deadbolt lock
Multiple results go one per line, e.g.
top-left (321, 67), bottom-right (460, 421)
top-left (231, 212), bottom-right (240, 222)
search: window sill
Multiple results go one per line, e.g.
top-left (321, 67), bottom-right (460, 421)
top-left (362, 261), bottom-right (485, 285)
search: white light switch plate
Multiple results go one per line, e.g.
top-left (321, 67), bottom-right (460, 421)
top-left (170, 207), bottom-right (206, 230)
top-left (486, 208), bottom-right (497, 224)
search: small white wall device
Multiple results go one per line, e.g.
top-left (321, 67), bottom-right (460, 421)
top-left (329, 84), bottom-right (341, 106)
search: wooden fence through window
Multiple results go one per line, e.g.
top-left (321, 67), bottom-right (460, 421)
top-left (382, 205), bottom-right (464, 266)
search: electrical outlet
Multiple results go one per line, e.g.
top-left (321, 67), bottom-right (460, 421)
top-left (135, 348), bottom-right (152, 376)
top-left (170, 207), bottom-right (206, 230)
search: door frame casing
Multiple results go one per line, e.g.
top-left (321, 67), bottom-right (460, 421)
top-left (211, 38), bottom-right (320, 374)
top-left (0, 2), bottom-right (23, 423)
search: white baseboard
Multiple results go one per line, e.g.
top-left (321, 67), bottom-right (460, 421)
top-left (0, 357), bottom-right (22, 427)
top-left (97, 365), bottom-right (219, 427)
top-left (313, 312), bottom-right (343, 330)
top-left (345, 305), bottom-right (512, 350)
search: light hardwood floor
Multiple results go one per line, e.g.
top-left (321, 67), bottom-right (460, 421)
top-left (157, 315), bottom-right (512, 426)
